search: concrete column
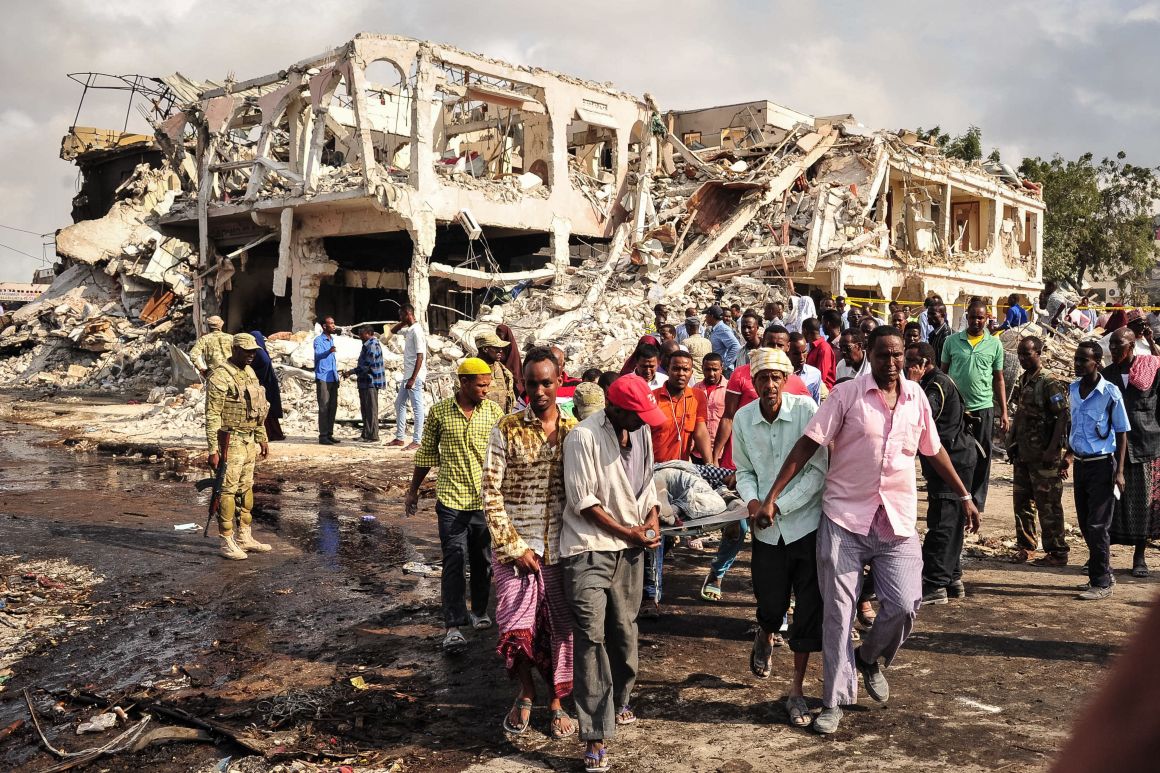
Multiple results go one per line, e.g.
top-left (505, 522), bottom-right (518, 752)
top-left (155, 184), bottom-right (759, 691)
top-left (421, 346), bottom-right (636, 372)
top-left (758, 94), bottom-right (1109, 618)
top-left (551, 216), bottom-right (572, 282)
top-left (289, 237), bottom-right (338, 331)
top-left (406, 210), bottom-right (436, 327)
top-left (411, 46), bottom-right (437, 195)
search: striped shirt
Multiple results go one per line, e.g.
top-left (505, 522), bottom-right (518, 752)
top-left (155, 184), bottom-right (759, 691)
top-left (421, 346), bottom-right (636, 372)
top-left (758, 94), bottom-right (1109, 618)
top-left (415, 397), bottom-right (505, 511)
top-left (356, 336), bottom-right (386, 390)
top-left (483, 408), bottom-right (578, 565)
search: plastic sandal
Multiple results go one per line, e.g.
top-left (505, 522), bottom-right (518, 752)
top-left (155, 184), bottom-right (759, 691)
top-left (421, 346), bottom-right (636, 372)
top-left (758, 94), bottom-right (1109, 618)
top-left (469, 612), bottom-right (493, 630)
top-left (442, 629), bottom-right (467, 655)
top-left (584, 746), bottom-right (610, 773)
top-left (549, 708), bottom-right (577, 739)
top-left (700, 576), bottom-right (722, 602)
top-left (750, 632), bottom-right (773, 679)
top-left (615, 706), bottom-right (636, 725)
top-left (502, 698), bottom-right (533, 734)
top-left (785, 696), bottom-right (811, 727)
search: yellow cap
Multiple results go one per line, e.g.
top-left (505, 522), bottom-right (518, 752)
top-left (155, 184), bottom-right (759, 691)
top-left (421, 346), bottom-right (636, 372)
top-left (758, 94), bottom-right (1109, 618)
top-left (457, 357), bottom-right (493, 376)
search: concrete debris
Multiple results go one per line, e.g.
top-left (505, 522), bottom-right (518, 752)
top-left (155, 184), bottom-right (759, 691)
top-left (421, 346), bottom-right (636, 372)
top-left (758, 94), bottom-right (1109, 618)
top-left (0, 33), bottom-right (1051, 406)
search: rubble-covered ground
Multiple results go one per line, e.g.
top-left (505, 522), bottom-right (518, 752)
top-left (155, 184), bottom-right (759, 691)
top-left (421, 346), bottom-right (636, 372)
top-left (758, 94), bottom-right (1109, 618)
top-left (0, 397), bottom-right (1155, 773)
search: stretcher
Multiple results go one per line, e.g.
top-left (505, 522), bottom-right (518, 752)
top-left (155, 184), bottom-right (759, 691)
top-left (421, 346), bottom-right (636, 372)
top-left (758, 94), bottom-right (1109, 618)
top-left (660, 508), bottom-right (749, 537)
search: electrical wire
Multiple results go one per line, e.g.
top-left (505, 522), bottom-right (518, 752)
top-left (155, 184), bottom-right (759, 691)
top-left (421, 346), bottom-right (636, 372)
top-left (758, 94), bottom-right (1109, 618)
top-left (0, 223), bottom-right (52, 237)
top-left (0, 240), bottom-right (45, 261)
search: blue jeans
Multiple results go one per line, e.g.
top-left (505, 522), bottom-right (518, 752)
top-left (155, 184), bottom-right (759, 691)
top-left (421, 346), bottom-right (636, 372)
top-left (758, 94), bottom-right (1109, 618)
top-left (394, 379), bottom-right (425, 442)
top-left (709, 517), bottom-right (749, 581)
top-left (644, 541), bottom-right (664, 603)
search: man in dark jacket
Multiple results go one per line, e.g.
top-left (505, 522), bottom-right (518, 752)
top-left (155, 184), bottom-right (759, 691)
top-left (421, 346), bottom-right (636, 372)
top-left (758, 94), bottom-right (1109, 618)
top-left (906, 342), bottom-right (978, 604)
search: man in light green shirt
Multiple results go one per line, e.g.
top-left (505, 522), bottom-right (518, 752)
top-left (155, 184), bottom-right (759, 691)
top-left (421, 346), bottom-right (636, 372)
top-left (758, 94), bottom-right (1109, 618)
top-left (940, 299), bottom-right (1009, 510)
top-left (733, 347), bottom-right (829, 728)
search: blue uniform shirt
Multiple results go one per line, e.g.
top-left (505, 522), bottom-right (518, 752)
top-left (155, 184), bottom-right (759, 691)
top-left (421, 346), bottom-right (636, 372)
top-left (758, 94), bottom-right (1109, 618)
top-left (709, 320), bottom-right (741, 374)
top-left (314, 333), bottom-right (339, 383)
top-left (1068, 376), bottom-right (1130, 457)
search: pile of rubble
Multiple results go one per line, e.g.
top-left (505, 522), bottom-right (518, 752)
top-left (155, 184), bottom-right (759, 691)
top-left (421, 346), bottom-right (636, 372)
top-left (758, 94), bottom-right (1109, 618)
top-left (0, 164), bottom-right (197, 394)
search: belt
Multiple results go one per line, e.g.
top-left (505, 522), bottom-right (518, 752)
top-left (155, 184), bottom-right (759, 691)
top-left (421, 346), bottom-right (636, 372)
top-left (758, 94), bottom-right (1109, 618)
top-left (1074, 454), bottom-right (1111, 462)
top-left (222, 428), bottom-right (257, 437)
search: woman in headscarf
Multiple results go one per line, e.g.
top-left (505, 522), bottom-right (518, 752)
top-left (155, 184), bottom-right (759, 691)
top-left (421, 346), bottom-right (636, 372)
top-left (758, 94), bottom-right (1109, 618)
top-left (1105, 304), bottom-right (1128, 333)
top-left (495, 324), bottom-right (524, 392)
top-left (620, 334), bottom-right (661, 375)
top-left (249, 331), bottom-right (285, 441)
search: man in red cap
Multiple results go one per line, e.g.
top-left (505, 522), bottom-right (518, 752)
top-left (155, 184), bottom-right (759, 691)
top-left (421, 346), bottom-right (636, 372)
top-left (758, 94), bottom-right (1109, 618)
top-left (561, 374), bottom-right (664, 773)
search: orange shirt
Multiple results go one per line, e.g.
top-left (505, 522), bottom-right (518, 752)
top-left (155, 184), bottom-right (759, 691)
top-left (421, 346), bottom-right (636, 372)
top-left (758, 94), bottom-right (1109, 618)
top-left (651, 385), bottom-right (708, 462)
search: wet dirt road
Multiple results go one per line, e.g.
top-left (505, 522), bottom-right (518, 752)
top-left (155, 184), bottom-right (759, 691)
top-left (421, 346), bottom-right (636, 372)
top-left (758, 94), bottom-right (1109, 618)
top-left (0, 421), bottom-right (1156, 772)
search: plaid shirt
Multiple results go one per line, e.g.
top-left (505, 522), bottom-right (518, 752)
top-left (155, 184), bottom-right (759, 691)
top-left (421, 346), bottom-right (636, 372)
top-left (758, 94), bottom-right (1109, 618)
top-left (356, 337), bottom-right (386, 389)
top-left (415, 397), bottom-right (504, 511)
top-left (483, 408), bottom-right (578, 565)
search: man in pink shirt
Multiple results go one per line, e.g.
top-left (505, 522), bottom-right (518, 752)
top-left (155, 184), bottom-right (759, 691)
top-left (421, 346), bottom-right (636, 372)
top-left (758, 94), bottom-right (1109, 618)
top-left (693, 353), bottom-right (727, 463)
top-left (760, 326), bottom-right (980, 735)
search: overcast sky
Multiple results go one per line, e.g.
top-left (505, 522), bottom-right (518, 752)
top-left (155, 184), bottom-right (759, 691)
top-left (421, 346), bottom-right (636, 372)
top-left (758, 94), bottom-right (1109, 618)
top-left (2, 0), bottom-right (1157, 282)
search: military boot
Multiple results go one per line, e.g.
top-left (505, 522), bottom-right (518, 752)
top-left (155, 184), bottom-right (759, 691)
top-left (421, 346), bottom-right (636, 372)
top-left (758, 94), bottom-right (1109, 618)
top-left (236, 526), bottom-right (272, 553)
top-left (220, 534), bottom-right (248, 560)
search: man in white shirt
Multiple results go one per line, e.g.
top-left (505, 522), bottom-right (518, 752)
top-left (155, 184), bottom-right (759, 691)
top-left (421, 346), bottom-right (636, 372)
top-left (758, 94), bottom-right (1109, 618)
top-left (390, 304), bottom-right (427, 450)
top-left (562, 375), bottom-right (665, 772)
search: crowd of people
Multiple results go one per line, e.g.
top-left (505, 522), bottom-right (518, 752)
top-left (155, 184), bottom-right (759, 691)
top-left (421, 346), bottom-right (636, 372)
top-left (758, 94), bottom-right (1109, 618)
top-left (191, 281), bottom-right (1160, 770)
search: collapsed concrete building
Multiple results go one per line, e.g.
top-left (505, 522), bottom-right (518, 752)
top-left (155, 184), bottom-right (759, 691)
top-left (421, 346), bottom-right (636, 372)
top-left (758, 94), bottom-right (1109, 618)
top-left (0, 33), bottom-right (1048, 409)
top-left (145, 33), bottom-right (1045, 335)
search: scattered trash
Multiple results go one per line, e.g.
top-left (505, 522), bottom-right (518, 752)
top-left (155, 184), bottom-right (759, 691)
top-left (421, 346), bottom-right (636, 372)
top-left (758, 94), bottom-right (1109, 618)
top-left (402, 561), bottom-right (441, 577)
top-left (360, 515), bottom-right (377, 523)
top-left (349, 676), bottom-right (369, 691)
top-left (216, 756), bottom-right (233, 772)
top-left (173, 523), bottom-right (199, 531)
top-left (76, 712), bottom-right (119, 734)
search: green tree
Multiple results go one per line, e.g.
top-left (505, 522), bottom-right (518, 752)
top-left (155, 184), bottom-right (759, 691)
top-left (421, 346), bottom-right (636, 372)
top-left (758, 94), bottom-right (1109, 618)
top-left (915, 125), bottom-right (984, 161)
top-left (1018, 151), bottom-right (1159, 288)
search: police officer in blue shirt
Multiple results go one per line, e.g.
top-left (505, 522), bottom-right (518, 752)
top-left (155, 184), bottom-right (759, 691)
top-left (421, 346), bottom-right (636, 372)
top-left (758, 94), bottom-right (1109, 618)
top-left (1065, 340), bottom-right (1130, 600)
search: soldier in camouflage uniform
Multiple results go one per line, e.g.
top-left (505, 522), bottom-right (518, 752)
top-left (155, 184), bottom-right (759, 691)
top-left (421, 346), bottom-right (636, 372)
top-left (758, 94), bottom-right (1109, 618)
top-left (205, 333), bottom-right (272, 560)
top-left (1009, 336), bottom-right (1070, 566)
top-left (191, 315), bottom-right (235, 378)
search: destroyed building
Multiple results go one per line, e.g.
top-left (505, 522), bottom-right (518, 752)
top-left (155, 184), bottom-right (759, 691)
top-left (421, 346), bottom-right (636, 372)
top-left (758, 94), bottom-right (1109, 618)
top-left (0, 33), bottom-right (1048, 412)
top-left (145, 35), bottom-right (1044, 336)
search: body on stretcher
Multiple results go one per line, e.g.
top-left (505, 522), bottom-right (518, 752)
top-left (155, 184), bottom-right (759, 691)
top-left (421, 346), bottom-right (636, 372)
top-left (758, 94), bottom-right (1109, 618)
top-left (660, 500), bottom-right (749, 537)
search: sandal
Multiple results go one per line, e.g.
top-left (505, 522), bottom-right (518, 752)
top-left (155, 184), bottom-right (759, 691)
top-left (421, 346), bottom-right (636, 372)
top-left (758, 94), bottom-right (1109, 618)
top-left (615, 706), bottom-right (637, 725)
top-left (1014, 548), bottom-right (1038, 563)
top-left (750, 631), bottom-right (773, 679)
top-left (700, 576), bottom-right (723, 602)
top-left (785, 696), bottom-right (811, 727)
top-left (549, 708), bottom-right (577, 739)
top-left (856, 604), bottom-right (876, 630)
top-left (502, 698), bottom-right (533, 734)
top-left (584, 745), bottom-right (610, 773)
top-left (469, 612), bottom-right (493, 630)
top-left (442, 629), bottom-right (467, 655)
top-left (1132, 563), bottom-right (1151, 578)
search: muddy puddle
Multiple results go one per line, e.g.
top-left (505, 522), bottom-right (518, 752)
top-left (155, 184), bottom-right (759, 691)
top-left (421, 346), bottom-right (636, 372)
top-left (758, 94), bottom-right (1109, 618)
top-left (0, 422), bottom-right (437, 574)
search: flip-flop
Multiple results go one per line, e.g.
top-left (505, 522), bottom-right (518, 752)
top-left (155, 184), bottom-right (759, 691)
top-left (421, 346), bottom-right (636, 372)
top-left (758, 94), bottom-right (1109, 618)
top-left (442, 629), bottom-right (467, 655)
top-left (584, 746), bottom-right (610, 773)
top-left (750, 632), bottom-right (773, 679)
top-left (502, 698), bottom-right (533, 734)
top-left (785, 696), bottom-right (811, 727)
top-left (549, 708), bottom-right (577, 739)
top-left (615, 706), bottom-right (637, 725)
top-left (700, 576), bottom-right (722, 602)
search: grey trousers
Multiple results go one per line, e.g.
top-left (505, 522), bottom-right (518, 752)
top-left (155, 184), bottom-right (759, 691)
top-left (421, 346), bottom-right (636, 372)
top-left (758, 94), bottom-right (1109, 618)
top-left (563, 548), bottom-right (643, 742)
top-left (358, 387), bottom-right (379, 440)
top-left (316, 379), bottom-right (339, 441)
top-left (817, 509), bottom-right (922, 708)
